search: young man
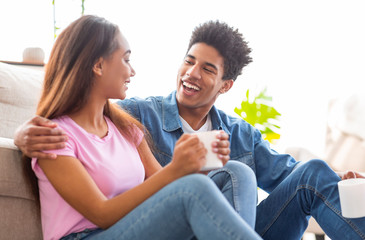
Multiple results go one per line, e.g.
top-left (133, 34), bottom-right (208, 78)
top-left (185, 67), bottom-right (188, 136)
top-left (15, 21), bottom-right (365, 239)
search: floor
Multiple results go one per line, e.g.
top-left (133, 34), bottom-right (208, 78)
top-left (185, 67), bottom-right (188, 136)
top-left (302, 233), bottom-right (331, 240)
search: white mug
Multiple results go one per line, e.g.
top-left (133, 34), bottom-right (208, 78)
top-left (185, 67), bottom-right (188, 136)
top-left (338, 178), bottom-right (365, 218)
top-left (194, 131), bottom-right (223, 171)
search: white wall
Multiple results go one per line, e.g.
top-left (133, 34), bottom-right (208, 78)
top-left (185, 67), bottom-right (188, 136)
top-left (1, 0), bottom-right (364, 157)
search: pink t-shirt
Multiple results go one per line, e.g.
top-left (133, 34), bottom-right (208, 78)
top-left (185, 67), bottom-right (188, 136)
top-left (32, 116), bottom-right (145, 240)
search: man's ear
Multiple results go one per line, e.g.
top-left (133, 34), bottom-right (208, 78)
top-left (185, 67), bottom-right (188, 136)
top-left (93, 57), bottom-right (104, 76)
top-left (219, 80), bottom-right (234, 94)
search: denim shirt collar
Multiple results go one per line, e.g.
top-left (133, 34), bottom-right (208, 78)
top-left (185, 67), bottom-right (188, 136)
top-left (162, 91), bottom-right (231, 135)
top-left (162, 91), bottom-right (182, 132)
top-left (209, 104), bottom-right (231, 135)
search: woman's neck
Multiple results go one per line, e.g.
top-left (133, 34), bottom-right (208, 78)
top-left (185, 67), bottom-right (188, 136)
top-left (68, 97), bottom-right (108, 138)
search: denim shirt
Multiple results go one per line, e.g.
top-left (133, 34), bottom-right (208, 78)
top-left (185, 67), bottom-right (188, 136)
top-left (118, 91), bottom-right (300, 193)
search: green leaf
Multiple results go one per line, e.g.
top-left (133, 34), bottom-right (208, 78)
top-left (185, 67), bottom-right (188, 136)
top-left (235, 88), bottom-right (281, 143)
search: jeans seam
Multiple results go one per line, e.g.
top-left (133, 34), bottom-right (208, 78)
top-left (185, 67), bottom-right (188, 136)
top-left (183, 189), bottom-right (243, 240)
top-left (260, 184), bottom-right (365, 239)
top-left (209, 169), bottom-right (240, 213)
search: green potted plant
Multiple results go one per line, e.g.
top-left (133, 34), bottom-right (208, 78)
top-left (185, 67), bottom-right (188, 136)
top-left (234, 88), bottom-right (281, 143)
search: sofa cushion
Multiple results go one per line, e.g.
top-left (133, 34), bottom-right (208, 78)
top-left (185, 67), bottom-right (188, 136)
top-left (0, 62), bottom-right (43, 138)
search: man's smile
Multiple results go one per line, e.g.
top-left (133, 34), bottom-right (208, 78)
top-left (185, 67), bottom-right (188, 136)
top-left (182, 80), bottom-right (201, 92)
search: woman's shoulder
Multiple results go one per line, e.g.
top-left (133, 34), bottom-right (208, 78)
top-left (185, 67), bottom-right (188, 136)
top-left (50, 115), bottom-right (80, 138)
top-left (50, 115), bottom-right (69, 124)
top-left (50, 115), bottom-right (72, 130)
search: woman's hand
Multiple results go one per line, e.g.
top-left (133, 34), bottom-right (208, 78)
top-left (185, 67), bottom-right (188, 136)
top-left (212, 130), bottom-right (230, 166)
top-left (169, 134), bottom-right (207, 177)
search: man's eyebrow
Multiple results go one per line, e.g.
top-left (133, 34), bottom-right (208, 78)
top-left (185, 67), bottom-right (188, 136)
top-left (186, 54), bottom-right (218, 71)
top-left (205, 62), bottom-right (218, 71)
top-left (186, 54), bottom-right (196, 60)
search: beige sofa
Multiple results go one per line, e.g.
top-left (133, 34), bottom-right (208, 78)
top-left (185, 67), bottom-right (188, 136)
top-left (0, 62), bottom-right (43, 239)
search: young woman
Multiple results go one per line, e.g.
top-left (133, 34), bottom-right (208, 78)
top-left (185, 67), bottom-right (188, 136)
top-left (28, 15), bottom-right (261, 240)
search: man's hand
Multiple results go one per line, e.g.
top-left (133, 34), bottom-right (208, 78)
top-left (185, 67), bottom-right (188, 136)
top-left (14, 116), bottom-right (68, 159)
top-left (212, 130), bottom-right (230, 166)
top-left (338, 170), bottom-right (365, 180)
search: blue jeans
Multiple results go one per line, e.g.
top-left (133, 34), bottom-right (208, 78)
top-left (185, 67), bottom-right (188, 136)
top-left (208, 161), bottom-right (257, 228)
top-left (256, 159), bottom-right (365, 240)
top-left (61, 162), bottom-right (260, 240)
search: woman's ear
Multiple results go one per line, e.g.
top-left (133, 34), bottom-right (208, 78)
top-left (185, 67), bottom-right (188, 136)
top-left (93, 57), bottom-right (104, 76)
top-left (219, 80), bottom-right (234, 94)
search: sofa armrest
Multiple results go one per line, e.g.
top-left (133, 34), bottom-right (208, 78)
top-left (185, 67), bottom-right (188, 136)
top-left (0, 137), bottom-right (18, 150)
top-left (0, 137), bottom-right (42, 239)
top-left (0, 137), bottom-right (34, 200)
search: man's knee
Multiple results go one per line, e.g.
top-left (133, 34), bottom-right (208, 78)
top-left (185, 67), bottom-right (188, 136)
top-left (225, 161), bottom-right (256, 180)
top-left (300, 159), bottom-right (332, 173)
top-left (295, 159), bottom-right (338, 183)
top-left (209, 160), bottom-right (257, 188)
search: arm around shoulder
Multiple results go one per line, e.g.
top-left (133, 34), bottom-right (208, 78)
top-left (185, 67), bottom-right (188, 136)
top-left (14, 116), bottom-right (68, 159)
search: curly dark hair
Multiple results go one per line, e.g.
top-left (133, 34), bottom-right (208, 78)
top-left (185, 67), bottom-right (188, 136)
top-left (187, 20), bottom-right (252, 81)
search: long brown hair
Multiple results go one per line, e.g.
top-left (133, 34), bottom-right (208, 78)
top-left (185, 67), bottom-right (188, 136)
top-left (23, 15), bottom-right (148, 204)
